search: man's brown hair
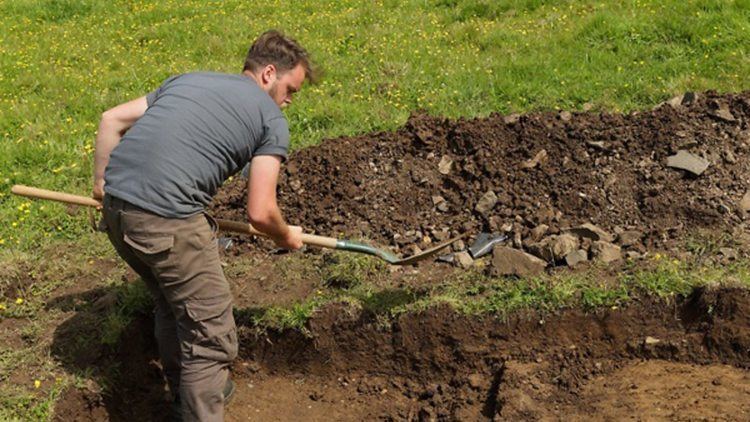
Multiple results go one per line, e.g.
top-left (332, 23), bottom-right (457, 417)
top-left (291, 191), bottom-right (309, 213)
top-left (244, 30), bottom-right (315, 82)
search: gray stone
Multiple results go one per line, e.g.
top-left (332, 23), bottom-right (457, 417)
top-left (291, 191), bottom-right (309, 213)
top-left (452, 239), bottom-right (465, 252)
top-left (475, 190), bottom-right (498, 216)
top-left (503, 113), bottom-right (521, 124)
top-left (529, 224), bottom-right (549, 242)
top-left (432, 195), bottom-right (449, 212)
top-left (552, 234), bottom-right (580, 259)
top-left (565, 249), bottom-right (588, 267)
top-left (436, 254), bottom-right (454, 264)
top-left (617, 230), bottom-right (643, 247)
top-left (586, 141), bottom-right (609, 151)
top-left (431, 228), bottom-right (450, 242)
top-left (710, 104), bottom-right (736, 122)
top-left (565, 223), bottom-right (615, 242)
top-left (625, 251), bottom-right (643, 260)
top-left (407, 245), bottom-right (423, 256)
top-left (454, 251), bottom-right (474, 269)
top-left (644, 336), bottom-right (661, 345)
top-left (520, 149), bottom-right (548, 169)
top-left (666, 94), bottom-right (684, 108)
top-left (740, 192), bottom-right (750, 212)
top-left (591, 241), bottom-right (622, 263)
top-left (559, 110), bottom-right (572, 122)
top-left (666, 150), bottom-right (709, 176)
top-left (529, 234), bottom-right (579, 262)
top-left (438, 155), bottom-right (453, 175)
top-left (491, 246), bottom-right (547, 277)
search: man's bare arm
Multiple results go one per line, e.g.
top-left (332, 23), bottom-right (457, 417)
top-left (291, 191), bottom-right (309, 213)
top-left (92, 96), bottom-right (148, 199)
top-left (246, 155), bottom-right (302, 250)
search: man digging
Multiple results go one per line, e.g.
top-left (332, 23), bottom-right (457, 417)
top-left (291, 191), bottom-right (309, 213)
top-left (92, 30), bottom-right (312, 421)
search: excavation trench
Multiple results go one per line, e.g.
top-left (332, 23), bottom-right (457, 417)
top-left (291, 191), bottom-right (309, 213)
top-left (54, 287), bottom-right (750, 421)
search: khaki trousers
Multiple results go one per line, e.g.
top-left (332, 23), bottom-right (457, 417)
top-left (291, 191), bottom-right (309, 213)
top-left (102, 194), bottom-right (237, 422)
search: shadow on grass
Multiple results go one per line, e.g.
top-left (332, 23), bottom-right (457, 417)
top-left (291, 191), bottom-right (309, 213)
top-left (46, 282), bottom-right (425, 420)
top-left (47, 287), bottom-right (168, 422)
top-left (358, 288), bottom-right (422, 315)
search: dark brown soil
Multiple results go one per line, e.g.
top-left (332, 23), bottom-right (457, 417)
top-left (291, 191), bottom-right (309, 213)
top-left (54, 287), bottom-right (750, 421)
top-left (212, 91), bottom-right (750, 257)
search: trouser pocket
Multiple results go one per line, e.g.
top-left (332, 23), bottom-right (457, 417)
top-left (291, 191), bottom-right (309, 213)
top-left (184, 295), bottom-right (238, 363)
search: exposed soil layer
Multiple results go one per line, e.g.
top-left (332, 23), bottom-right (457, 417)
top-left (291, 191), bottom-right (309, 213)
top-left (55, 287), bottom-right (750, 421)
top-left (212, 91), bottom-right (750, 257)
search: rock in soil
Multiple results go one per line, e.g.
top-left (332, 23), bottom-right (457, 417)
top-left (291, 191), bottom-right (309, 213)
top-left (520, 149), bottom-right (548, 169)
top-left (708, 101), bottom-right (737, 122)
top-left (565, 223), bottom-right (615, 243)
top-left (438, 155), bottom-right (453, 175)
top-left (740, 191), bottom-right (750, 213)
top-left (454, 251), bottom-right (474, 269)
top-left (617, 230), bottom-right (644, 248)
top-left (491, 246), bottom-right (547, 277)
top-left (666, 150), bottom-right (710, 176)
top-left (529, 224), bottom-right (549, 242)
top-left (591, 241), bottom-right (622, 263)
top-left (475, 190), bottom-right (498, 216)
top-left (565, 249), bottom-right (588, 267)
top-left (528, 234), bottom-right (579, 262)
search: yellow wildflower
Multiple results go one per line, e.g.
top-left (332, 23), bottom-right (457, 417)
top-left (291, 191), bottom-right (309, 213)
top-left (15, 298), bottom-right (23, 305)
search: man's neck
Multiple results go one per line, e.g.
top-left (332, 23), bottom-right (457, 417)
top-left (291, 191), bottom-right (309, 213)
top-left (242, 70), bottom-right (260, 85)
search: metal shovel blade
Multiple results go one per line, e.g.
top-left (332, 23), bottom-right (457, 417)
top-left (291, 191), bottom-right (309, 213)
top-left (336, 233), bottom-right (467, 265)
top-left (391, 234), bottom-right (467, 265)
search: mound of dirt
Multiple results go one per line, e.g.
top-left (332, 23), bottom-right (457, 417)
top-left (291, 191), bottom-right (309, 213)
top-left (211, 91), bottom-right (750, 263)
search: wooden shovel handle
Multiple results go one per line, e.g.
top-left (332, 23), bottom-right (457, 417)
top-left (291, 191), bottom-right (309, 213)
top-left (215, 219), bottom-right (338, 249)
top-left (11, 184), bottom-right (339, 249)
top-left (12, 184), bottom-right (102, 208)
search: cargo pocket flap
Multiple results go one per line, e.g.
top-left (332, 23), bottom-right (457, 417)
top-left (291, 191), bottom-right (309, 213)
top-left (123, 233), bottom-right (174, 255)
top-left (185, 295), bottom-right (232, 322)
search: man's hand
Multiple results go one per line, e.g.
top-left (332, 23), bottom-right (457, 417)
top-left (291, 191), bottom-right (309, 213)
top-left (272, 225), bottom-right (303, 250)
top-left (92, 178), bottom-right (105, 201)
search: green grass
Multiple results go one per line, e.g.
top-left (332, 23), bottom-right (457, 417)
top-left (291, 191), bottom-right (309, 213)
top-left (1, 0), bottom-right (749, 248)
top-left (242, 256), bottom-right (750, 332)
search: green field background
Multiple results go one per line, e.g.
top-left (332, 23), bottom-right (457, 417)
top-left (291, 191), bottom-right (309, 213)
top-left (1, 0), bottom-right (749, 249)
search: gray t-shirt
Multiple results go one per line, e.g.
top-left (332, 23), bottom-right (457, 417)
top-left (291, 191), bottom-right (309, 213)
top-left (104, 72), bottom-right (290, 218)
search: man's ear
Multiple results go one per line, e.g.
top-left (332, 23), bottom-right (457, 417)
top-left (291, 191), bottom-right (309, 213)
top-left (261, 64), bottom-right (277, 84)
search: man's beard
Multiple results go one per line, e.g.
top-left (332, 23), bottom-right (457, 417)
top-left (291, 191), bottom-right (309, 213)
top-left (268, 81), bottom-right (279, 101)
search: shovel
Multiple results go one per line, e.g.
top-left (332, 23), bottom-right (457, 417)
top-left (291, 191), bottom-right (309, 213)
top-left (11, 185), bottom-right (464, 265)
